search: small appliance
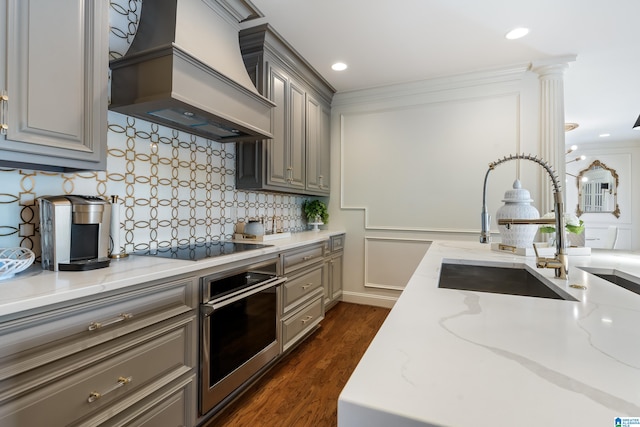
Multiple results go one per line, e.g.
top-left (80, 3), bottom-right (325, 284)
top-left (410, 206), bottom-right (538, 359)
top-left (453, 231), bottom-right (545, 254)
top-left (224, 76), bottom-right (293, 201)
top-left (39, 195), bottom-right (111, 271)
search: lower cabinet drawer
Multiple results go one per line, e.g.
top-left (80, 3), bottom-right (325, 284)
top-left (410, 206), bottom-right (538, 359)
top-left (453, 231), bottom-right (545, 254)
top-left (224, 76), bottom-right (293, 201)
top-left (282, 294), bottom-right (324, 352)
top-left (330, 234), bottom-right (345, 252)
top-left (0, 277), bottom-right (196, 380)
top-left (282, 245), bottom-right (324, 274)
top-left (0, 322), bottom-right (191, 427)
top-left (77, 373), bottom-right (196, 427)
top-left (283, 265), bottom-right (323, 312)
top-left (126, 385), bottom-right (188, 427)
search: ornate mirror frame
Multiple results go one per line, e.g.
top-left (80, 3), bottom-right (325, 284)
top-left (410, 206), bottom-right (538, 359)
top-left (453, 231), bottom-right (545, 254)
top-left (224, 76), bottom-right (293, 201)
top-left (576, 160), bottom-right (620, 218)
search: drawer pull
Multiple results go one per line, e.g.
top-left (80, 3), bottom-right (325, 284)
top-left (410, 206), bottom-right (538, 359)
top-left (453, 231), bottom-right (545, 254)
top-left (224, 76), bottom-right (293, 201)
top-left (301, 315), bottom-right (314, 324)
top-left (302, 256), bottom-right (313, 261)
top-left (301, 283), bottom-right (313, 290)
top-left (0, 90), bottom-right (7, 135)
top-left (87, 376), bottom-right (133, 403)
top-left (88, 313), bottom-right (134, 331)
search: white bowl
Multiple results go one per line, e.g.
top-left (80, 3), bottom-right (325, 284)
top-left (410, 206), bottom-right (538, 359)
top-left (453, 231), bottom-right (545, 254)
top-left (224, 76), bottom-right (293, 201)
top-left (0, 248), bottom-right (35, 281)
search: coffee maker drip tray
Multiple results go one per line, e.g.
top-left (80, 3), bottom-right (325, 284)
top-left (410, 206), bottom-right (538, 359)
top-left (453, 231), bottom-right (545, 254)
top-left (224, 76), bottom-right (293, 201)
top-left (58, 257), bottom-right (111, 271)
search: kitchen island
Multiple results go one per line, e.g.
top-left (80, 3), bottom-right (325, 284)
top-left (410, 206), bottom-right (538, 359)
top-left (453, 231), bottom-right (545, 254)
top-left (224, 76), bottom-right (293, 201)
top-left (338, 240), bottom-right (640, 426)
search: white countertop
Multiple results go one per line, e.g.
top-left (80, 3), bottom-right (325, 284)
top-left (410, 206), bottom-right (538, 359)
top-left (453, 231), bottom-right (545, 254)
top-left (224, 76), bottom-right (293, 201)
top-left (338, 240), bottom-right (640, 427)
top-left (0, 230), bottom-right (343, 319)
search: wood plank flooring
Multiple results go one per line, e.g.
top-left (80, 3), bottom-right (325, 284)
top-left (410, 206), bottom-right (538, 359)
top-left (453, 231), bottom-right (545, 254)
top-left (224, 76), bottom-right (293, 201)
top-left (204, 302), bottom-right (390, 427)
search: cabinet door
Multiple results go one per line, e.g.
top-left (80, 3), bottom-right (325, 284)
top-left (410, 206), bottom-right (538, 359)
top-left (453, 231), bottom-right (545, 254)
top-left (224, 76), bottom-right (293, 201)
top-left (305, 95), bottom-right (330, 194)
top-left (330, 253), bottom-right (343, 300)
top-left (322, 258), bottom-right (331, 302)
top-left (0, 0), bottom-right (108, 171)
top-left (305, 95), bottom-right (321, 192)
top-left (266, 65), bottom-right (289, 187)
top-left (288, 81), bottom-right (306, 190)
top-left (319, 104), bottom-right (331, 192)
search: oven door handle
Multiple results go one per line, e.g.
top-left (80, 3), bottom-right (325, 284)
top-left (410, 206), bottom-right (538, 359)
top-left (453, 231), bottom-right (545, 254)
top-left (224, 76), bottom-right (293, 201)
top-left (200, 277), bottom-right (287, 317)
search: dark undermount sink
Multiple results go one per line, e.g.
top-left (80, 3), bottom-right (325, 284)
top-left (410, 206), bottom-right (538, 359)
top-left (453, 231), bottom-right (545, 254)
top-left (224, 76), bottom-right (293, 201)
top-left (438, 261), bottom-right (577, 301)
top-left (578, 267), bottom-right (640, 296)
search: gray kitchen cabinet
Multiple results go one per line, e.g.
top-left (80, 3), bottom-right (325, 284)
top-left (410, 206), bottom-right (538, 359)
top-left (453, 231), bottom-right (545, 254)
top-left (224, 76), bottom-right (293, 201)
top-left (0, 276), bottom-right (198, 426)
top-left (323, 234), bottom-right (345, 310)
top-left (280, 242), bottom-right (325, 352)
top-left (236, 24), bottom-right (334, 195)
top-left (0, 0), bottom-right (108, 172)
top-left (305, 95), bottom-right (331, 194)
top-left (258, 63), bottom-right (306, 190)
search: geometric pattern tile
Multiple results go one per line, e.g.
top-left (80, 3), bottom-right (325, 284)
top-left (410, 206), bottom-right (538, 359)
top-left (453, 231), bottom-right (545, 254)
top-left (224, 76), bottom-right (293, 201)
top-left (0, 111), bottom-right (308, 257)
top-left (0, 2), bottom-right (310, 257)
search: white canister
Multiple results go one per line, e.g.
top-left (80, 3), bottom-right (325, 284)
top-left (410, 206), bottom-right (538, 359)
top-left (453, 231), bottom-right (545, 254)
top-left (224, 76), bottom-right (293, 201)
top-left (244, 220), bottom-right (265, 236)
top-left (496, 180), bottom-right (540, 248)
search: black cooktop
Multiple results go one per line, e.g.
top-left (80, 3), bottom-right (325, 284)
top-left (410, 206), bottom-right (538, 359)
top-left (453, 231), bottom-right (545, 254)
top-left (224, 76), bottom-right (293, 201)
top-left (131, 241), bottom-right (272, 261)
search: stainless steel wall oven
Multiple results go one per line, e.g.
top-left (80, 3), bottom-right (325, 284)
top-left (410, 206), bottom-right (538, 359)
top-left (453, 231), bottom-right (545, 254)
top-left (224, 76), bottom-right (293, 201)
top-left (199, 256), bottom-right (286, 415)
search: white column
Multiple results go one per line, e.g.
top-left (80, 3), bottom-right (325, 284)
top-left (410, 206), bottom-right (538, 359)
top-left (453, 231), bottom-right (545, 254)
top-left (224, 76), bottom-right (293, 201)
top-left (531, 56), bottom-right (575, 215)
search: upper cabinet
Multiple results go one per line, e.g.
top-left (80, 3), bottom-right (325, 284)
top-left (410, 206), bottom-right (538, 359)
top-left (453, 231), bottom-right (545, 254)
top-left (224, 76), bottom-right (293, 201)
top-left (0, 0), bottom-right (108, 172)
top-left (236, 24), bottom-right (335, 196)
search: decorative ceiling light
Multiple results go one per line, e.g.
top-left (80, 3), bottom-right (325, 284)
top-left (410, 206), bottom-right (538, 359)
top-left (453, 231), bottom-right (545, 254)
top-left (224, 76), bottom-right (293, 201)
top-left (564, 123), bottom-right (579, 132)
top-left (505, 27), bottom-right (529, 40)
top-left (331, 62), bottom-right (348, 71)
top-left (633, 114), bottom-right (640, 129)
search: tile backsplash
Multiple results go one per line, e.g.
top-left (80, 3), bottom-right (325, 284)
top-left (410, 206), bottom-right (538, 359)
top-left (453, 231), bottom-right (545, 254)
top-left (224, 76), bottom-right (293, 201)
top-left (0, 112), bottom-right (307, 257)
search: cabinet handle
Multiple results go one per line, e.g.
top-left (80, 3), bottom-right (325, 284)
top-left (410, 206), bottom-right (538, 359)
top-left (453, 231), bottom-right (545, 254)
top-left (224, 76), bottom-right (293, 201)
top-left (87, 376), bottom-right (133, 403)
top-left (301, 283), bottom-right (313, 290)
top-left (302, 255), bottom-right (313, 261)
top-left (88, 313), bottom-right (134, 331)
top-left (301, 315), bottom-right (313, 324)
top-left (0, 90), bottom-right (8, 135)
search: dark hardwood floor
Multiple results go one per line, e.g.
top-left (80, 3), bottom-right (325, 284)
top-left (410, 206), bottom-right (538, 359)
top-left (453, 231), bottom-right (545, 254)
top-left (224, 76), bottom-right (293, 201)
top-left (204, 302), bottom-right (390, 427)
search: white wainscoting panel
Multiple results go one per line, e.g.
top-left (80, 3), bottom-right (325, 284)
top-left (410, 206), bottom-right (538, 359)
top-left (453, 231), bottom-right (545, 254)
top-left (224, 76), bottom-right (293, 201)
top-left (341, 94), bottom-right (523, 232)
top-left (365, 237), bottom-right (431, 290)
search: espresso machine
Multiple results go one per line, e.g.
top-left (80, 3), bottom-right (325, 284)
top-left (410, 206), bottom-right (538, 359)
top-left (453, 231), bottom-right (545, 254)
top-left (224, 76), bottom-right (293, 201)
top-left (39, 195), bottom-right (111, 271)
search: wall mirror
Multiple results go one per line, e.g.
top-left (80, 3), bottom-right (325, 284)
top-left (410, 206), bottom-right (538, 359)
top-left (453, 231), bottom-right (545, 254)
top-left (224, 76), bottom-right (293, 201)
top-left (576, 160), bottom-right (620, 217)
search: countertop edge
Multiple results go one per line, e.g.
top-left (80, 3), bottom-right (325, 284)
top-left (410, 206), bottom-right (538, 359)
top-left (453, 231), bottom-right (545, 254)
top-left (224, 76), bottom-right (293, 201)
top-left (0, 230), bottom-right (345, 319)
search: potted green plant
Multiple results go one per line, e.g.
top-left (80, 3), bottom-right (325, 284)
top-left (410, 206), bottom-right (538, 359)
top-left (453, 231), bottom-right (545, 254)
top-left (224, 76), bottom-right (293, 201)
top-left (303, 199), bottom-right (329, 226)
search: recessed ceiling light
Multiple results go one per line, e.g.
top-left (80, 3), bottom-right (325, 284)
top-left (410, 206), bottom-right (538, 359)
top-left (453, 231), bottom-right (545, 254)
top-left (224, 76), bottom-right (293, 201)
top-left (599, 133), bottom-right (610, 137)
top-left (505, 27), bottom-right (529, 40)
top-left (331, 62), bottom-right (347, 71)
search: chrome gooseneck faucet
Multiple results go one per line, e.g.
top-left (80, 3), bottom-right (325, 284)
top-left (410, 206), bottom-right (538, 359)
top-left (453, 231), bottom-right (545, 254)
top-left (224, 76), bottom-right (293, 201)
top-left (480, 154), bottom-right (568, 279)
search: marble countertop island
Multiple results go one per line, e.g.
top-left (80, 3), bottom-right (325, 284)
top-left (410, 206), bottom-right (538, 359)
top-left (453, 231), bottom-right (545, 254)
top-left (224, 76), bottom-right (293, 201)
top-left (338, 240), bottom-right (640, 427)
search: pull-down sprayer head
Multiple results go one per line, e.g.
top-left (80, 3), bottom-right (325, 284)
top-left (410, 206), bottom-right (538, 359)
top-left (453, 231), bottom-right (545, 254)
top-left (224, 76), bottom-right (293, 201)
top-left (480, 153), bottom-right (568, 279)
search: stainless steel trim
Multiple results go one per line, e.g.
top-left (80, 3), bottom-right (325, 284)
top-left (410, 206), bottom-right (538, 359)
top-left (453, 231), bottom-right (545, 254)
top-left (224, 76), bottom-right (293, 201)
top-left (200, 276), bottom-right (286, 317)
top-left (200, 256), bottom-right (281, 302)
top-left (199, 255), bottom-right (285, 416)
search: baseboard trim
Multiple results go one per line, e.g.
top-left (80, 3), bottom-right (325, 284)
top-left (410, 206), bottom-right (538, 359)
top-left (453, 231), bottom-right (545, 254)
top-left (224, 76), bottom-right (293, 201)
top-left (340, 291), bottom-right (397, 309)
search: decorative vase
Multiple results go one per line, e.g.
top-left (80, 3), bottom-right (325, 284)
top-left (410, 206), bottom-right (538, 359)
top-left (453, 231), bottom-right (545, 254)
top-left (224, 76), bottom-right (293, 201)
top-left (496, 180), bottom-right (540, 248)
top-left (548, 230), bottom-right (570, 249)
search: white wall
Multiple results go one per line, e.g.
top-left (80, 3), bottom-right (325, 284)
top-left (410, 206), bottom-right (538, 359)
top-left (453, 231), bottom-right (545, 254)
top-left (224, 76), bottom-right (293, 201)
top-left (330, 66), bottom-right (548, 307)
top-left (565, 140), bottom-right (640, 250)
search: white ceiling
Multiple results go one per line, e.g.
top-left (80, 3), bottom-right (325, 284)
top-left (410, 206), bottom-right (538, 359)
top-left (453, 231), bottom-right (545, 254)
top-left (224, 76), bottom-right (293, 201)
top-left (247, 0), bottom-right (640, 148)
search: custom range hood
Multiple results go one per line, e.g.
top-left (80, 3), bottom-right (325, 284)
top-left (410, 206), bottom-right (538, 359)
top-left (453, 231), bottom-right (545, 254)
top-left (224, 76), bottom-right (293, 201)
top-left (109, 0), bottom-right (274, 142)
